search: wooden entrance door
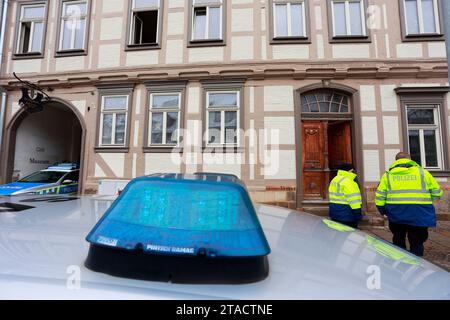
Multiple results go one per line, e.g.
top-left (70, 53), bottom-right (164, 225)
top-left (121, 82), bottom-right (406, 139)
top-left (302, 121), bottom-right (326, 199)
top-left (302, 121), bottom-right (352, 200)
top-left (328, 121), bottom-right (353, 181)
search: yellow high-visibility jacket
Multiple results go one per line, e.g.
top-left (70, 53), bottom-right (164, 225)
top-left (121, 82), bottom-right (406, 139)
top-left (328, 170), bottom-right (362, 222)
top-left (375, 158), bottom-right (443, 227)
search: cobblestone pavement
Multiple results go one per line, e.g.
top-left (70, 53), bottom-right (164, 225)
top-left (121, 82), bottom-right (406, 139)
top-left (361, 221), bottom-right (450, 272)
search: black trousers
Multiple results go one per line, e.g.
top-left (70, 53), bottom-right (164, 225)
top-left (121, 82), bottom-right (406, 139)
top-left (388, 222), bottom-right (429, 257)
top-left (332, 219), bottom-right (358, 229)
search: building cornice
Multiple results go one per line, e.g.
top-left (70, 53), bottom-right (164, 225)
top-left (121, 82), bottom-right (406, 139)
top-left (0, 59), bottom-right (447, 90)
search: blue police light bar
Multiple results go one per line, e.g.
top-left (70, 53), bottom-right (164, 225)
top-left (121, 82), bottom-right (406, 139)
top-left (85, 173), bottom-right (271, 284)
top-left (46, 163), bottom-right (79, 170)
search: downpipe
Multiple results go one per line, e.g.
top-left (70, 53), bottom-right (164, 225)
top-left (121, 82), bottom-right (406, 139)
top-left (0, 1), bottom-right (9, 181)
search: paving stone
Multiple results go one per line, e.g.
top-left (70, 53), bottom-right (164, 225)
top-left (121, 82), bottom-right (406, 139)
top-left (361, 222), bottom-right (450, 272)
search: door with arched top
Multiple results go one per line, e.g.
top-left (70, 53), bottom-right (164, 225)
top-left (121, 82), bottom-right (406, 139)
top-left (300, 90), bottom-right (354, 200)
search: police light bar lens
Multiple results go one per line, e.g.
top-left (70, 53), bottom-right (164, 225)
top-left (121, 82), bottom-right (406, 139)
top-left (86, 175), bottom-right (270, 258)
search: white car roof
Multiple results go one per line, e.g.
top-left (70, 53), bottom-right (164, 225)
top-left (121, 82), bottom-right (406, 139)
top-left (0, 195), bottom-right (449, 300)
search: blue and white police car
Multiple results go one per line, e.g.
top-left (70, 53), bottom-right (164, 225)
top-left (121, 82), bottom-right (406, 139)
top-left (0, 163), bottom-right (79, 196)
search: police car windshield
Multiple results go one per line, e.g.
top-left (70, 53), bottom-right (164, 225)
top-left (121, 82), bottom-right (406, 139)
top-left (19, 171), bottom-right (66, 183)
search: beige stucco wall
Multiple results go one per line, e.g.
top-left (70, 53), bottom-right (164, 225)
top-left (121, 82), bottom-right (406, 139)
top-left (0, 0), bottom-right (449, 211)
top-left (2, 0), bottom-right (447, 78)
top-left (3, 78), bottom-right (449, 194)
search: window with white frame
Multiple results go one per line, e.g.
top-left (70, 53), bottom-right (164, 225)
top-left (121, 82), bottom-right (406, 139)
top-left (148, 93), bottom-right (181, 146)
top-left (191, 0), bottom-right (223, 41)
top-left (16, 3), bottom-right (47, 54)
top-left (129, 0), bottom-right (161, 46)
top-left (403, 0), bottom-right (441, 36)
top-left (59, 0), bottom-right (88, 51)
top-left (273, 0), bottom-right (307, 38)
top-left (406, 106), bottom-right (443, 170)
top-left (206, 92), bottom-right (239, 146)
top-left (330, 0), bottom-right (366, 37)
top-left (99, 96), bottom-right (129, 146)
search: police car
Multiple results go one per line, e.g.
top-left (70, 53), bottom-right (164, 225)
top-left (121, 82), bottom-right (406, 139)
top-left (0, 173), bottom-right (449, 299)
top-left (0, 163), bottom-right (79, 196)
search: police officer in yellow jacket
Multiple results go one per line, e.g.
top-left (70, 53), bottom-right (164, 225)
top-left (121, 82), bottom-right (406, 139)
top-left (328, 164), bottom-right (363, 228)
top-left (376, 152), bottom-right (444, 257)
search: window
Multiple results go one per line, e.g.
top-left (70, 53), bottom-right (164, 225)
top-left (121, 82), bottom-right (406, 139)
top-left (401, 0), bottom-right (443, 38)
top-left (15, 2), bottom-right (47, 56)
top-left (58, 0), bottom-right (89, 53)
top-left (272, 0), bottom-right (307, 40)
top-left (64, 171), bottom-right (80, 182)
top-left (406, 106), bottom-right (443, 170)
top-left (190, 0), bottom-right (224, 43)
top-left (329, 0), bottom-right (367, 39)
top-left (99, 96), bottom-right (129, 147)
top-left (206, 92), bottom-right (240, 146)
top-left (301, 92), bottom-right (350, 113)
top-left (148, 93), bottom-right (181, 146)
top-left (128, 0), bottom-right (162, 48)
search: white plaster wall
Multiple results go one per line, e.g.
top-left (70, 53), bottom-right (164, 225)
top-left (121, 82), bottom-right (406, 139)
top-left (187, 87), bottom-right (200, 114)
top-left (185, 120), bottom-right (202, 149)
top-left (184, 153), bottom-right (199, 174)
top-left (188, 47), bottom-right (224, 63)
top-left (362, 117), bottom-right (379, 145)
top-left (98, 44), bottom-right (121, 68)
top-left (169, 0), bottom-right (185, 8)
top-left (264, 117), bottom-right (296, 145)
top-left (315, 6), bottom-right (322, 30)
top-left (249, 86), bottom-right (255, 113)
top-left (332, 44), bottom-right (370, 59)
top-left (383, 116), bottom-right (400, 145)
top-left (145, 153), bottom-right (182, 174)
top-left (100, 17), bottom-right (123, 40)
top-left (317, 34), bottom-right (324, 59)
top-left (232, 8), bottom-right (254, 32)
top-left (363, 150), bottom-right (381, 182)
top-left (125, 50), bottom-right (159, 66)
top-left (55, 56), bottom-right (85, 72)
top-left (262, 150), bottom-right (296, 180)
top-left (13, 60), bottom-right (42, 74)
top-left (167, 12), bottom-right (185, 35)
top-left (98, 153), bottom-right (125, 177)
top-left (380, 85), bottom-right (398, 112)
top-left (428, 42), bottom-right (446, 58)
top-left (261, 35), bottom-right (267, 60)
top-left (70, 100), bottom-right (87, 117)
top-left (396, 43), bottom-right (422, 58)
top-left (272, 45), bottom-right (309, 60)
top-left (202, 153), bottom-right (243, 178)
top-left (360, 85), bottom-right (376, 111)
top-left (261, 8), bottom-right (266, 31)
top-left (264, 86), bottom-right (294, 112)
top-left (384, 149), bottom-right (401, 171)
top-left (231, 36), bottom-right (254, 60)
top-left (166, 40), bottom-right (184, 64)
top-left (95, 164), bottom-right (107, 178)
top-left (232, 0), bottom-right (253, 4)
top-left (102, 0), bottom-right (124, 13)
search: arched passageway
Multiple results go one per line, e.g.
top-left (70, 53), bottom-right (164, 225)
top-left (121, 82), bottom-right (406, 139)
top-left (2, 98), bottom-right (86, 193)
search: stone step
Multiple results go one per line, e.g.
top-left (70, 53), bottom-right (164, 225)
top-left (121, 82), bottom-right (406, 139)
top-left (301, 206), bottom-right (329, 216)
